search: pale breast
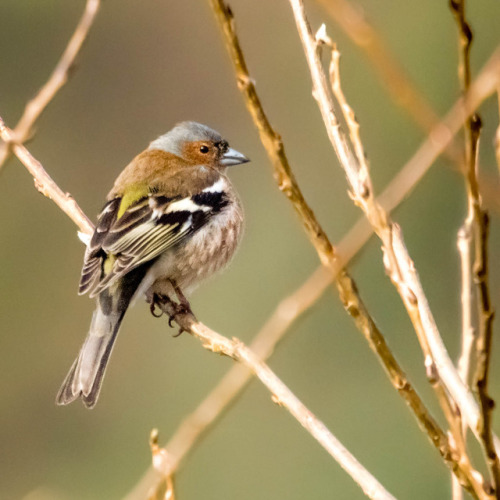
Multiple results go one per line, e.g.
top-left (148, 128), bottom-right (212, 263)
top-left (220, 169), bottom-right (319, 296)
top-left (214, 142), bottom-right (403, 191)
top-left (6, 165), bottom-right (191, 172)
top-left (145, 189), bottom-right (244, 299)
top-left (174, 197), bottom-right (243, 289)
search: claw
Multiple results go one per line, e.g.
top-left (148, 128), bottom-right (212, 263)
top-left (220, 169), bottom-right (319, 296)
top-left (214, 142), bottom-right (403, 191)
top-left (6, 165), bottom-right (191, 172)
top-left (150, 298), bottom-right (163, 318)
top-left (150, 288), bottom-right (193, 332)
top-left (172, 327), bottom-right (185, 338)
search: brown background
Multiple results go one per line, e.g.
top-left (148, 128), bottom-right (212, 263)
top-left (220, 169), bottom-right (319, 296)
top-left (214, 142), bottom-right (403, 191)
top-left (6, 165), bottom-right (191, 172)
top-left (1, 0), bottom-right (500, 498)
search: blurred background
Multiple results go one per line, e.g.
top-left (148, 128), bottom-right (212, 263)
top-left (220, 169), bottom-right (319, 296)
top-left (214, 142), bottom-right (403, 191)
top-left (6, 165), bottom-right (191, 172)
top-left (1, 0), bottom-right (500, 498)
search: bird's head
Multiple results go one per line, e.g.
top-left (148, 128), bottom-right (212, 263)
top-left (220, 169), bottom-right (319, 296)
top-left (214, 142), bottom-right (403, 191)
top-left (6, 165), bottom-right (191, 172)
top-left (148, 121), bottom-right (250, 171)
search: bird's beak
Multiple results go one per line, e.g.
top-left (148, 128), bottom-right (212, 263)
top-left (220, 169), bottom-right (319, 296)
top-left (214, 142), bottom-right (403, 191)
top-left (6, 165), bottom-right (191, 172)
top-left (220, 147), bottom-right (250, 167)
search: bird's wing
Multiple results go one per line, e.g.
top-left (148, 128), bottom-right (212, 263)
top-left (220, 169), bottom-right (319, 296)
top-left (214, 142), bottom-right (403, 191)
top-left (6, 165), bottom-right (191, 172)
top-left (79, 188), bottom-right (229, 298)
top-left (79, 197), bottom-right (121, 296)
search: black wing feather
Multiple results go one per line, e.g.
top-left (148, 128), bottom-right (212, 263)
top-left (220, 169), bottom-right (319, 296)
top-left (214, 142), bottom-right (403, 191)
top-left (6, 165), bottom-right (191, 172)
top-left (78, 191), bottom-right (223, 298)
top-left (79, 198), bottom-right (120, 295)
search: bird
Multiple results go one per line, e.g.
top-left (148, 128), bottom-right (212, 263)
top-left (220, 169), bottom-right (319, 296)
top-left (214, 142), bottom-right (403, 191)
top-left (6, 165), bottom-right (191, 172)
top-left (56, 121), bottom-right (250, 409)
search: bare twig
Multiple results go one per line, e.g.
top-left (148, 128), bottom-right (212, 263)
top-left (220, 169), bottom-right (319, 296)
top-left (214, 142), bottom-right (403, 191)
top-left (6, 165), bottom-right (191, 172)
top-left (288, 0), bottom-right (500, 457)
top-left (315, 0), bottom-right (500, 219)
top-left (450, 0), bottom-right (500, 494)
top-left (123, 268), bottom-right (333, 500)
top-left (149, 430), bottom-right (176, 500)
top-left (206, 1), bottom-right (487, 493)
top-left (209, 0), bottom-right (334, 266)
top-left (314, 0), bottom-right (438, 134)
top-left (473, 194), bottom-right (498, 492)
top-left (496, 94), bottom-right (500, 174)
top-left (457, 226), bottom-right (475, 386)
top-left (456, 225), bottom-right (476, 500)
top-left (454, 0), bottom-right (477, 383)
top-left (496, 91), bottom-right (500, 173)
top-left (157, 303), bottom-right (397, 500)
top-left (329, 34), bottom-right (488, 499)
top-left (0, 117), bottom-right (93, 235)
top-left (455, 224), bottom-right (475, 500)
top-left (0, 0), bottom-right (101, 169)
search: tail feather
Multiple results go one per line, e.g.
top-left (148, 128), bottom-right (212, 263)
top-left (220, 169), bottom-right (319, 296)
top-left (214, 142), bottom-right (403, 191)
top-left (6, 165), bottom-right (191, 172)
top-left (57, 262), bottom-right (152, 408)
top-left (56, 308), bottom-right (124, 408)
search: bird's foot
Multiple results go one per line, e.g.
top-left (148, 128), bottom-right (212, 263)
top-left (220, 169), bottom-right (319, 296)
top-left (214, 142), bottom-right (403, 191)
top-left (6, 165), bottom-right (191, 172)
top-left (167, 301), bottom-right (192, 330)
top-left (150, 292), bottom-right (191, 337)
top-left (150, 293), bottom-right (177, 319)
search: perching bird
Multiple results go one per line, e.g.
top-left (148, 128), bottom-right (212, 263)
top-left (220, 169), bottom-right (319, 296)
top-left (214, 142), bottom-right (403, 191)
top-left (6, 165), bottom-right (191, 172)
top-left (56, 121), bottom-right (249, 408)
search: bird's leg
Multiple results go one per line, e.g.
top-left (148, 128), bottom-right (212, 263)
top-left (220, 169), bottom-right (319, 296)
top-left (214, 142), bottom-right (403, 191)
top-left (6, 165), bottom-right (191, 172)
top-left (169, 280), bottom-right (194, 317)
top-left (167, 280), bottom-right (195, 337)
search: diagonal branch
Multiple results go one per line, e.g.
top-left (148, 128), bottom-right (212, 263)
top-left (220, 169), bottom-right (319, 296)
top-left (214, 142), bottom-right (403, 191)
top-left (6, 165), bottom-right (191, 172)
top-left (314, 0), bottom-right (438, 134)
top-left (209, 0), bottom-right (334, 266)
top-left (453, 1), bottom-right (500, 490)
top-left (450, 0), bottom-right (500, 496)
top-left (208, 0), bottom-right (470, 482)
top-left (327, 34), bottom-right (487, 499)
top-left (0, 117), bottom-right (93, 235)
top-left (315, 0), bottom-right (500, 223)
top-left (155, 302), bottom-right (398, 500)
top-left (0, 0), bottom-right (101, 169)
top-left (287, 0), bottom-right (500, 460)
top-left (123, 267), bottom-right (333, 500)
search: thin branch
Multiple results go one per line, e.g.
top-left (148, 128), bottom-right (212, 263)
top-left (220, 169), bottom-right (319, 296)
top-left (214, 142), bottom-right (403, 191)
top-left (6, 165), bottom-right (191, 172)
top-left (314, 0), bottom-right (438, 134)
top-left (0, 117), bottom-right (93, 235)
top-left (158, 302), bottom-right (397, 500)
top-left (455, 224), bottom-right (475, 500)
top-left (206, 0), bottom-right (485, 492)
top-left (450, 0), bottom-right (500, 493)
top-left (473, 192), bottom-right (498, 492)
top-left (457, 226), bottom-right (475, 387)
top-left (496, 90), bottom-right (500, 173)
top-left (123, 267), bottom-right (333, 500)
top-left (209, 0), bottom-right (334, 266)
top-left (288, 0), bottom-right (500, 458)
top-left (329, 35), bottom-right (487, 499)
top-left (149, 430), bottom-right (176, 500)
top-left (315, 0), bottom-right (500, 219)
top-left (0, 0), bottom-right (101, 169)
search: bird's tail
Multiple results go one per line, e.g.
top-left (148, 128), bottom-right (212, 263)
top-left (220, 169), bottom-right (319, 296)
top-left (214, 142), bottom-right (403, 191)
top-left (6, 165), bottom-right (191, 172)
top-left (56, 295), bottom-right (126, 409)
top-left (57, 263), bottom-right (151, 408)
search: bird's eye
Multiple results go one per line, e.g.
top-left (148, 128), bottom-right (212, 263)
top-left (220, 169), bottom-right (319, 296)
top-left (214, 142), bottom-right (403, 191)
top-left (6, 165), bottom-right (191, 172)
top-left (200, 145), bottom-right (209, 154)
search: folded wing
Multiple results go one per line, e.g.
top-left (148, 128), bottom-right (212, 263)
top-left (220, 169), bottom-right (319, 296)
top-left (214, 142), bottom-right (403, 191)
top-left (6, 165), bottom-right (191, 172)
top-left (78, 192), bottom-right (220, 298)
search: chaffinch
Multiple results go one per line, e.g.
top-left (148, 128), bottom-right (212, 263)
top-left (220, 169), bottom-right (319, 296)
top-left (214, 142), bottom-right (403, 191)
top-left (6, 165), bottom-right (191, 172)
top-left (56, 121), bottom-right (250, 408)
